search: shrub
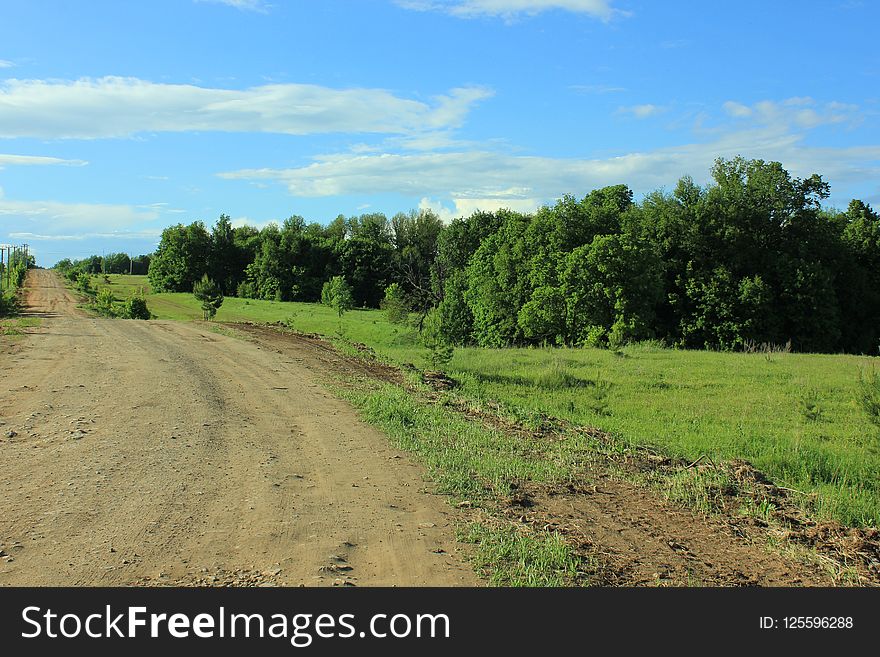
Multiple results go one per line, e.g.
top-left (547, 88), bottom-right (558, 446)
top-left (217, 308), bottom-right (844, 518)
top-left (321, 276), bottom-right (354, 318)
top-left (122, 295), bottom-right (151, 320)
top-left (193, 274), bottom-right (224, 320)
top-left (236, 280), bottom-right (256, 299)
top-left (95, 288), bottom-right (116, 315)
top-left (381, 283), bottom-right (408, 324)
top-left (76, 273), bottom-right (92, 295)
top-left (422, 307), bottom-right (454, 369)
top-left (0, 292), bottom-right (19, 317)
top-left (799, 387), bottom-right (824, 423)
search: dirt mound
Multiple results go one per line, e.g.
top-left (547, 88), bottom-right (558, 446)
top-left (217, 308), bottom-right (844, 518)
top-left (231, 322), bottom-right (403, 386)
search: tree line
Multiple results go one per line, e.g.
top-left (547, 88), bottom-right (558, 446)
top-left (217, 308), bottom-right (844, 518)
top-left (55, 253), bottom-right (152, 276)
top-left (56, 157), bottom-right (880, 354)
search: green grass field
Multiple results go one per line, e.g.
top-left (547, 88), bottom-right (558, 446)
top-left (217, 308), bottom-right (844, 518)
top-left (98, 274), bottom-right (880, 527)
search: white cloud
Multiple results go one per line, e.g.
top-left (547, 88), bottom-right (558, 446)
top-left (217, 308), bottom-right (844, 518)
top-left (0, 60), bottom-right (14, 69)
top-left (229, 216), bottom-right (277, 230)
top-left (218, 101), bottom-right (880, 208)
top-left (196, 0), bottom-right (269, 12)
top-left (723, 101), bottom-right (752, 118)
top-left (720, 98), bottom-right (861, 131)
top-left (569, 84), bottom-right (626, 95)
top-left (8, 229), bottom-right (163, 241)
top-left (783, 96), bottom-right (815, 107)
top-left (396, 0), bottom-right (620, 20)
top-left (0, 77), bottom-right (493, 139)
top-left (617, 104), bottom-right (663, 119)
top-left (0, 197), bottom-right (159, 235)
top-left (420, 196), bottom-right (540, 223)
top-left (0, 153), bottom-right (87, 168)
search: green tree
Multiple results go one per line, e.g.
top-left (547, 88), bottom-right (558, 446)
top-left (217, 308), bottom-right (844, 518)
top-left (560, 234), bottom-right (663, 347)
top-left (193, 274), bottom-right (224, 320)
top-left (839, 200), bottom-right (880, 353)
top-left (431, 209), bottom-right (505, 343)
top-left (148, 222), bottom-right (211, 292)
top-left (321, 276), bottom-right (354, 317)
top-left (390, 208), bottom-right (444, 318)
top-left (434, 269), bottom-right (474, 345)
top-left (518, 286), bottom-right (567, 344)
top-left (421, 307), bottom-right (455, 369)
top-left (209, 214), bottom-right (239, 294)
top-left (381, 283), bottom-right (409, 324)
top-left (340, 214), bottom-right (394, 308)
top-left (464, 211), bottom-right (532, 347)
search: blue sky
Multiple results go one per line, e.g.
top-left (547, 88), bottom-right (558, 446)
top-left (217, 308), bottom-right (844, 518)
top-left (1, 0), bottom-right (878, 266)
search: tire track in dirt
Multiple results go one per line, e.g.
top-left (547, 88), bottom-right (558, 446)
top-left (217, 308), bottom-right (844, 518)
top-left (0, 270), bottom-right (477, 586)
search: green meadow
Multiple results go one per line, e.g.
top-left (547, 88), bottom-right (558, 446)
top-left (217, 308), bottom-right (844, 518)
top-left (98, 274), bottom-right (880, 527)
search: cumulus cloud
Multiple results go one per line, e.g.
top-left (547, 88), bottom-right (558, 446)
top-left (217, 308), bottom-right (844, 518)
top-left (0, 77), bottom-right (493, 139)
top-left (396, 0), bottom-right (620, 20)
top-left (0, 153), bottom-right (87, 169)
top-left (218, 101), bottom-right (880, 208)
top-left (419, 196), bottom-right (541, 223)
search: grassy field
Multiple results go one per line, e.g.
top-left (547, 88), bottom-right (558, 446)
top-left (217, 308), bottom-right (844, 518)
top-left (98, 274), bottom-right (880, 527)
top-left (449, 346), bottom-right (880, 526)
top-left (93, 274), bottom-right (430, 363)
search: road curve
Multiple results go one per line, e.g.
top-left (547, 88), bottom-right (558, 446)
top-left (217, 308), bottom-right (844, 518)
top-left (0, 269), bottom-right (477, 586)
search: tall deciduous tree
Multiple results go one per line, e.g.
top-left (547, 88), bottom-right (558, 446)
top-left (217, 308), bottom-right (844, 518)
top-left (148, 222), bottom-right (211, 292)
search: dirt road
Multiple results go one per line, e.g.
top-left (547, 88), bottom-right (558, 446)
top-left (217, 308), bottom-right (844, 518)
top-left (0, 270), bottom-right (477, 586)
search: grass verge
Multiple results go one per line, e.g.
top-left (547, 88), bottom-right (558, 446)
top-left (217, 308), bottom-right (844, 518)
top-left (339, 381), bottom-right (590, 586)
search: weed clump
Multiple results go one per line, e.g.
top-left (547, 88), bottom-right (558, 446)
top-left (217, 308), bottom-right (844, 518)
top-left (533, 361), bottom-right (584, 390)
top-left (799, 387), bottom-right (824, 423)
top-left (663, 467), bottom-right (738, 515)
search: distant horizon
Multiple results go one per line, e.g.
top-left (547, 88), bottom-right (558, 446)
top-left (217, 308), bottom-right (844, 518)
top-left (2, 0), bottom-right (878, 267)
